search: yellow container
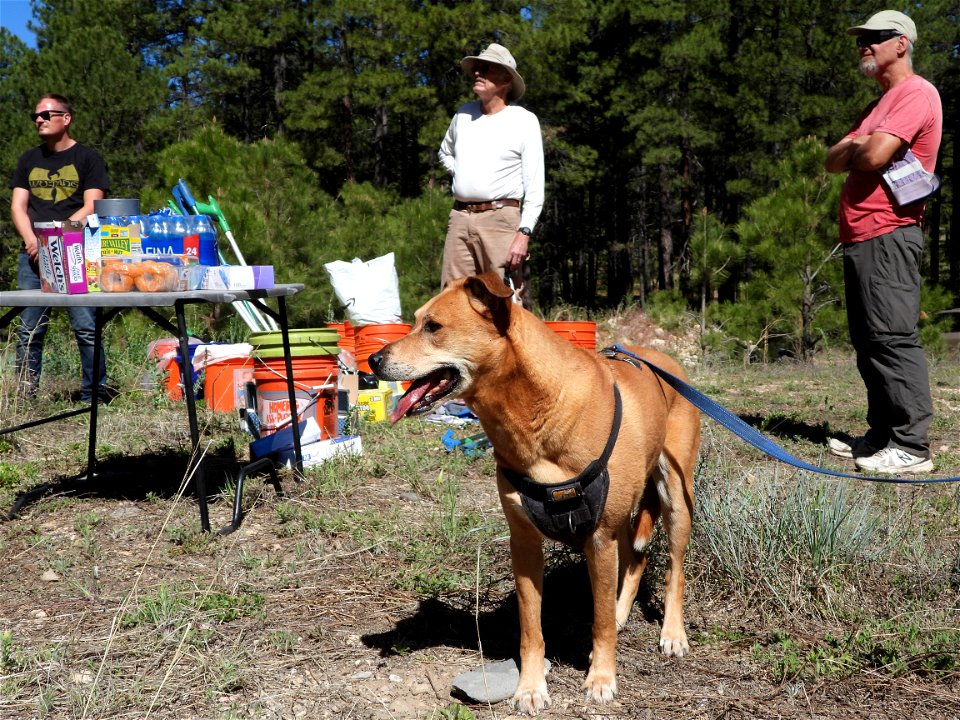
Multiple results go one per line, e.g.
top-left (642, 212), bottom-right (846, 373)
top-left (357, 388), bottom-right (392, 422)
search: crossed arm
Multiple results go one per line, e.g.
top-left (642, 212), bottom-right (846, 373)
top-left (825, 131), bottom-right (905, 174)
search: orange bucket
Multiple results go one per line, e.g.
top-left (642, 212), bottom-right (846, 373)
top-left (326, 320), bottom-right (356, 355)
top-left (544, 321), bottom-right (597, 351)
top-left (204, 356), bottom-right (254, 413)
top-left (147, 338), bottom-right (201, 401)
top-left (253, 355), bottom-right (339, 438)
top-left (354, 323), bottom-right (412, 373)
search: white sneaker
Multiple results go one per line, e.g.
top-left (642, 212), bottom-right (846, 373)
top-left (855, 447), bottom-right (934, 474)
top-left (827, 437), bottom-right (877, 459)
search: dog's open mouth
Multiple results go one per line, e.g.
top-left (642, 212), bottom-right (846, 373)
top-left (390, 368), bottom-right (461, 423)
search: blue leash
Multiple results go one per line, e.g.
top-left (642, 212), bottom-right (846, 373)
top-left (608, 344), bottom-right (959, 485)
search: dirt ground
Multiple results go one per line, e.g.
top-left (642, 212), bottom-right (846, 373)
top-left (1, 311), bottom-right (959, 719)
top-left (2, 449), bottom-right (958, 720)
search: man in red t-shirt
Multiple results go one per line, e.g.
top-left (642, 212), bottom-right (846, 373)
top-left (825, 11), bottom-right (942, 474)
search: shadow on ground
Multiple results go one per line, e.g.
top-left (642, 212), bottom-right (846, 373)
top-left (737, 413), bottom-right (834, 446)
top-left (4, 446), bottom-right (248, 520)
top-left (362, 554), bottom-right (664, 670)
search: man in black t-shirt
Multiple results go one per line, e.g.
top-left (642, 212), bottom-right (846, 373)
top-left (9, 93), bottom-right (110, 401)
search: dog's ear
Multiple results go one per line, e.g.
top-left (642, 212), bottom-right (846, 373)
top-left (465, 273), bottom-right (514, 334)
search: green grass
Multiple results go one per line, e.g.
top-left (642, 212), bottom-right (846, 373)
top-left (121, 583), bottom-right (266, 628)
top-left (752, 616), bottom-right (960, 682)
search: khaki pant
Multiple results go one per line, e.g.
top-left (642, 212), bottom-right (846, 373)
top-left (440, 205), bottom-right (521, 288)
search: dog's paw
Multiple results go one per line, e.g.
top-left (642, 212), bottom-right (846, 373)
top-left (511, 684), bottom-right (551, 715)
top-left (583, 670), bottom-right (617, 703)
top-left (659, 632), bottom-right (689, 657)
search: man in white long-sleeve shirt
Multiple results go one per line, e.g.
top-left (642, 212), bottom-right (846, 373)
top-left (438, 43), bottom-right (545, 300)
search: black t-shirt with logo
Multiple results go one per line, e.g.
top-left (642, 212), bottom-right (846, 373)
top-left (9, 142), bottom-right (110, 224)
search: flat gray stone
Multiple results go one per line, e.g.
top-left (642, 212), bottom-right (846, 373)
top-left (451, 658), bottom-right (551, 704)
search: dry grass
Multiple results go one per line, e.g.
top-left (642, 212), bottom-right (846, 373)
top-left (0, 310), bottom-right (959, 719)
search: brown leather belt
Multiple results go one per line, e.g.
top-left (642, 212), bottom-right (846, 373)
top-left (454, 198), bottom-right (521, 213)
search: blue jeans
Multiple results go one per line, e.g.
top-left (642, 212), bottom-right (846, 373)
top-left (16, 252), bottom-right (107, 400)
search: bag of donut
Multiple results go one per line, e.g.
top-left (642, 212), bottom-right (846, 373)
top-left (99, 254), bottom-right (194, 293)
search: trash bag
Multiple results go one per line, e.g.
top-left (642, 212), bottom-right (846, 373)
top-left (323, 252), bottom-right (402, 326)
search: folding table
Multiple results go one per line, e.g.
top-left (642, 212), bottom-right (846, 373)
top-left (0, 285), bottom-right (305, 532)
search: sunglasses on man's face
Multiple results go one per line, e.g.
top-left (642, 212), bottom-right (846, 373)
top-left (473, 62), bottom-right (503, 77)
top-left (856, 31), bottom-right (902, 48)
top-left (31, 110), bottom-right (68, 122)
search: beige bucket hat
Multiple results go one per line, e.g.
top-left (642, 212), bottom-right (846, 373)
top-left (461, 43), bottom-right (526, 101)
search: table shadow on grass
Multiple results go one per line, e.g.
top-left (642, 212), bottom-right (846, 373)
top-left (5, 447), bottom-right (246, 520)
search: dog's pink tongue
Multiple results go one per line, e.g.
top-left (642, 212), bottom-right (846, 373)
top-left (390, 382), bottom-right (431, 423)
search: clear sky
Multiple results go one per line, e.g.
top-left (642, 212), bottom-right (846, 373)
top-left (0, 0), bottom-right (37, 48)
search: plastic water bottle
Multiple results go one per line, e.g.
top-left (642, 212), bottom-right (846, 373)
top-left (143, 214), bottom-right (172, 254)
top-left (169, 214), bottom-right (188, 255)
top-left (192, 214), bottom-right (219, 266)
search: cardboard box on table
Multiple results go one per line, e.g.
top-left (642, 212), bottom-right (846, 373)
top-left (36, 224), bottom-right (88, 294)
top-left (200, 266), bottom-right (274, 290)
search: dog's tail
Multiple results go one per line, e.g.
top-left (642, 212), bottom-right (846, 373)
top-left (631, 457), bottom-right (667, 552)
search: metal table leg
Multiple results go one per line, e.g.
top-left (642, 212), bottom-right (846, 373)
top-left (218, 457), bottom-right (283, 535)
top-left (86, 307), bottom-right (104, 479)
top-left (175, 300), bottom-right (209, 532)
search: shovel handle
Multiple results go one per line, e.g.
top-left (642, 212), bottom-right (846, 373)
top-left (177, 179), bottom-right (197, 211)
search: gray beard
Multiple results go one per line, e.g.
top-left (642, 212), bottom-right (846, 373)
top-left (859, 58), bottom-right (879, 77)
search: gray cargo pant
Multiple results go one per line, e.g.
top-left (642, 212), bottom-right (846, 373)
top-left (843, 225), bottom-right (932, 458)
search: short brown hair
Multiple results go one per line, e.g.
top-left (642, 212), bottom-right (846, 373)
top-left (38, 93), bottom-right (72, 113)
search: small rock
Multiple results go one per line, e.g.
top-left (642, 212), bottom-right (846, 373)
top-left (31, 609), bottom-right (47, 618)
top-left (41, 570), bottom-right (60, 582)
top-left (451, 658), bottom-right (551, 704)
top-left (398, 492), bottom-right (419, 502)
top-left (350, 671), bottom-right (373, 680)
top-left (70, 669), bottom-right (95, 685)
top-left (388, 674), bottom-right (402, 684)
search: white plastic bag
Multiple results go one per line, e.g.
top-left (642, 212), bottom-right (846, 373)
top-left (881, 149), bottom-right (941, 206)
top-left (324, 253), bottom-right (402, 326)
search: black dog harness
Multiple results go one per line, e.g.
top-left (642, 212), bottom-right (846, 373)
top-left (501, 384), bottom-right (623, 549)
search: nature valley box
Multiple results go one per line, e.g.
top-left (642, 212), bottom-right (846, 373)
top-left (87, 221), bottom-right (142, 257)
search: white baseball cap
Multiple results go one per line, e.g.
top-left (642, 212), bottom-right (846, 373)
top-left (847, 10), bottom-right (917, 44)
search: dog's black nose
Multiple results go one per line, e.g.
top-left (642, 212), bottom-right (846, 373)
top-left (368, 350), bottom-right (384, 374)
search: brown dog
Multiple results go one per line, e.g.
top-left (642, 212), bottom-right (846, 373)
top-left (369, 273), bottom-right (700, 714)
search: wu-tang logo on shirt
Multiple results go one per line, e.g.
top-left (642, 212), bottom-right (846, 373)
top-left (29, 165), bottom-right (80, 204)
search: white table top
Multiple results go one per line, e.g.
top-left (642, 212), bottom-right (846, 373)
top-left (0, 284), bottom-right (304, 308)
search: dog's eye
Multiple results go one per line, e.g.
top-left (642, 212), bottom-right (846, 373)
top-left (424, 320), bottom-right (442, 333)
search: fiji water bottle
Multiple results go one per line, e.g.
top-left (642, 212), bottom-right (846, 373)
top-left (143, 214), bottom-right (172, 255)
top-left (193, 214), bottom-right (219, 266)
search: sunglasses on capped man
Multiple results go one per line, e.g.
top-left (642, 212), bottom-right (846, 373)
top-left (856, 31), bottom-right (902, 48)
